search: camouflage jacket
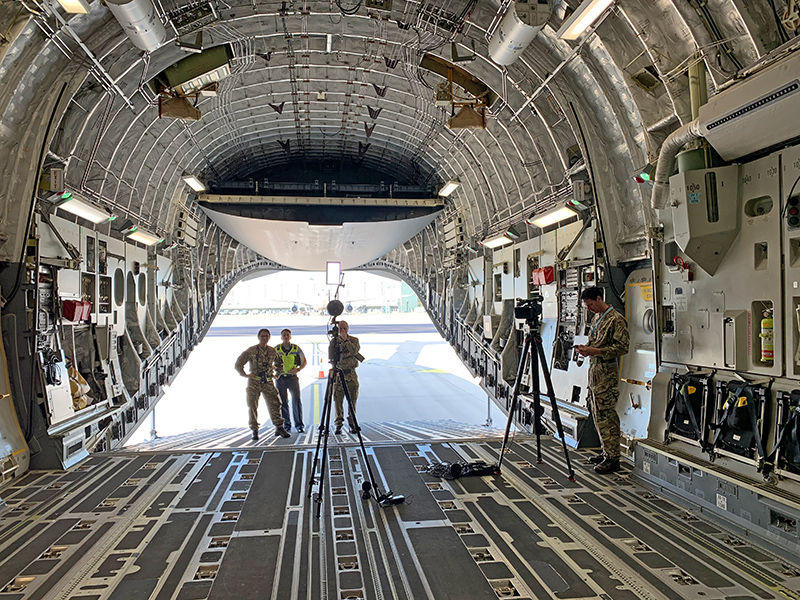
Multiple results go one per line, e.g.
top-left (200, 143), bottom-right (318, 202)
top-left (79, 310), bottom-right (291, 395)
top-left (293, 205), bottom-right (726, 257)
top-left (587, 308), bottom-right (629, 365)
top-left (234, 344), bottom-right (282, 382)
top-left (336, 335), bottom-right (361, 371)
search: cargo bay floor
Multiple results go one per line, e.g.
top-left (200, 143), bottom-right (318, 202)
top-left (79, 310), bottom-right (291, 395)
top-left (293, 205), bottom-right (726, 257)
top-left (2, 424), bottom-right (800, 600)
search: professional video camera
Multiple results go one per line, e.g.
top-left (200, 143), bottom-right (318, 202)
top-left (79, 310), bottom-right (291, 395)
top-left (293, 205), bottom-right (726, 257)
top-left (326, 299), bottom-right (365, 362)
top-left (514, 294), bottom-right (544, 325)
top-left (496, 292), bottom-right (576, 481)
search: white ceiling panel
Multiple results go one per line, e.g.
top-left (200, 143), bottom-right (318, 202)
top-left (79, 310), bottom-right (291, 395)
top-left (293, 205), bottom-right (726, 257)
top-left (201, 205), bottom-right (440, 270)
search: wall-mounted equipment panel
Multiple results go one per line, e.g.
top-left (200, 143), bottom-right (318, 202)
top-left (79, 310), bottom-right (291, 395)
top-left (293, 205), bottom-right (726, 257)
top-left (670, 165), bottom-right (740, 276)
top-left (661, 155), bottom-right (782, 377)
top-left (699, 50), bottom-right (800, 161)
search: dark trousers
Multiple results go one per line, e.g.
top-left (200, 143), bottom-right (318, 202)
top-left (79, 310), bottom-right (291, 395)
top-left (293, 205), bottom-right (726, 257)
top-left (277, 375), bottom-right (304, 429)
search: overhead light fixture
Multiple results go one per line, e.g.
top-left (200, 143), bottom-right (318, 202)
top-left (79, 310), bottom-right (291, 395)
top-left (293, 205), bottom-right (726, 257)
top-left (557, 0), bottom-right (614, 40)
top-left (125, 226), bottom-right (164, 246)
top-left (438, 180), bottom-right (460, 197)
top-left (56, 0), bottom-right (90, 13)
top-left (526, 205), bottom-right (579, 229)
top-left (182, 174), bottom-right (206, 192)
top-left (479, 232), bottom-right (516, 249)
top-left (53, 192), bottom-right (115, 224)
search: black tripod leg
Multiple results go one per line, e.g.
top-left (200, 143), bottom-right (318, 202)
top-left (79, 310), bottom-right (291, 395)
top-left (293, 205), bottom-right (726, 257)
top-left (497, 333), bottom-right (531, 472)
top-left (534, 335), bottom-right (576, 481)
top-left (530, 331), bottom-right (543, 464)
top-left (336, 369), bottom-right (385, 501)
top-left (308, 373), bottom-right (334, 490)
top-left (307, 370), bottom-right (335, 513)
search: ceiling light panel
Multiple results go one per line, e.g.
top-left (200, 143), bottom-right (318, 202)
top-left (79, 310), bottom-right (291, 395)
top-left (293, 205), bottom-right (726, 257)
top-left (56, 194), bottom-right (114, 224)
top-left (557, 0), bottom-right (613, 40)
top-left (480, 234), bottom-right (514, 249)
top-left (439, 180), bottom-right (460, 197)
top-left (183, 174), bottom-right (206, 191)
top-left (527, 205), bottom-right (579, 228)
top-left (57, 0), bottom-right (90, 14)
top-left (127, 228), bottom-right (164, 245)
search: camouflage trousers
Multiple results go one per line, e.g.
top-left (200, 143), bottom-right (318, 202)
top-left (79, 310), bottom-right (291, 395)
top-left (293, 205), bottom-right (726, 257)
top-left (333, 370), bottom-right (359, 428)
top-left (588, 361), bottom-right (621, 460)
top-left (246, 381), bottom-right (284, 432)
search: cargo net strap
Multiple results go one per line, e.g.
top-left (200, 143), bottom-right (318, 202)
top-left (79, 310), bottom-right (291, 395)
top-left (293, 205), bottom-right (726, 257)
top-left (665, 374), bottom-right (707, 450)
top-left (709, 381), bottom-right (766, 462)
top-left (763, 391), bottom-right (800, 477)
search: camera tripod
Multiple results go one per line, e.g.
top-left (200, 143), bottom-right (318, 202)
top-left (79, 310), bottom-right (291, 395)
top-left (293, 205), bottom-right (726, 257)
top-left (496, 321), bottom-right (575, 481)
top-left (306, 323), bottom-right (404, 518)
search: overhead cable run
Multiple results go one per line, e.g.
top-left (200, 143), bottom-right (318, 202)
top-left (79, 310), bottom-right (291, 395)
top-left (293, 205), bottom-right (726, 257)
top-left (38, 0), bottom-right (135, 110)
top-left (510, 4), bottom-right (615, 122)
top-left (279, 4), bottom-right (306, 154)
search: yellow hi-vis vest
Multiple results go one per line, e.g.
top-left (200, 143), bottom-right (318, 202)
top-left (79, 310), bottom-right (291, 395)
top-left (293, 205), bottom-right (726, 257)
top-left (276, 344), bottom-right (301, 375)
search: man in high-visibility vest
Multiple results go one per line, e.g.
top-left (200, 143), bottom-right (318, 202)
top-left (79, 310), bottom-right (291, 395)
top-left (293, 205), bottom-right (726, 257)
top-left (275, 328), bottom-right (307, 433)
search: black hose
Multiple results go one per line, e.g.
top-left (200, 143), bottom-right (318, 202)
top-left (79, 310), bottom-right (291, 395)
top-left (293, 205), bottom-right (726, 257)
top-left (766, 0), bottom-right (791, 43)
top-left (568, 102), bottom-right (625, 304)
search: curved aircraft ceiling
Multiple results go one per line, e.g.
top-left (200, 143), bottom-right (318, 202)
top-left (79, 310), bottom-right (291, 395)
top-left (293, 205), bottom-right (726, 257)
top-left (0, 0), bottom-right (793, 270)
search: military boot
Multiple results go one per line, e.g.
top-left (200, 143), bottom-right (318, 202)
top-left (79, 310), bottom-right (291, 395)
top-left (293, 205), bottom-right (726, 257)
top-left (275, 426), bottom-right (291, 438)
top-left (588, 454), bottom-right (606, 465)
top-left (594, 458), bottom-right (621, 474)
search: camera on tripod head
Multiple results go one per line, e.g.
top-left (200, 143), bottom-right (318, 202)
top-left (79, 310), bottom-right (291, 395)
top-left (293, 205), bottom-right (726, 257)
top-left (514, 295), bottom-right (544, 327)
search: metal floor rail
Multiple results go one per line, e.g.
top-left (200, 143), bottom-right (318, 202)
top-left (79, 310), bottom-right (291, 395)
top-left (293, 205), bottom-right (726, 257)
top-left (1, 427), bottom-right (799, 600)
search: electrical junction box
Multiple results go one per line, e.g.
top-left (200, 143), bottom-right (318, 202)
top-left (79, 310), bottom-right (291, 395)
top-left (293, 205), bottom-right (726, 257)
top-left (155, 45), bottom-right (232, 95)
top-left (670, 165), bottom-right (740, 276)
top-left (435, 83), bottom-right (453, 107)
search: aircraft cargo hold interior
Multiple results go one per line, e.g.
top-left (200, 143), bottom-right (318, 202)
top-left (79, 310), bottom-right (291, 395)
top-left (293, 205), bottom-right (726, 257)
top-left (2, 0), bottom-right (800, 597)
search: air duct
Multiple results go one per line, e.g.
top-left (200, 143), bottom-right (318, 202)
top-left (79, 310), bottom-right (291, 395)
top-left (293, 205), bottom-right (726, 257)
top-left (488, 1), bottom-right (551, 66)
top-left (106, 0), bottom-right (167, 52)
top-left (650, 119), bottom-right (703, 210)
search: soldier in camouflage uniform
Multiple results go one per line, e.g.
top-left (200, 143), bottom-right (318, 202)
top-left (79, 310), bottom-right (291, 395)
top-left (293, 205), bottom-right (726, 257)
top-left (235, 329), bottom-right (290, 440)
top-left (332, 320), bottom-right (361, 435)
top-left (576, 287), bottom-right (630, 474)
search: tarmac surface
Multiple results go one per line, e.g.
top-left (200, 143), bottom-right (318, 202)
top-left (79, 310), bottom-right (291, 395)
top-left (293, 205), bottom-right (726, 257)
top-left (126, 313), bottom-right (503, 445)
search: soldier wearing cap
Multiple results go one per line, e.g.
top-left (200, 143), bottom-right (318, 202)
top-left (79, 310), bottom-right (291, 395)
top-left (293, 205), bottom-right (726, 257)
top-left (333, 320), bottom-right (360, 434)
top-left (235, 329), bottom-right (290, 440)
